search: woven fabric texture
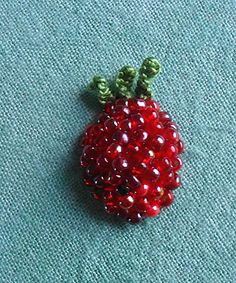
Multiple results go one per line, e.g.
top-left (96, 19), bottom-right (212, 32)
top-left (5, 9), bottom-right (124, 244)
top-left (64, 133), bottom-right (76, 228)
top-left (1, 1), bottom-right (236, 282)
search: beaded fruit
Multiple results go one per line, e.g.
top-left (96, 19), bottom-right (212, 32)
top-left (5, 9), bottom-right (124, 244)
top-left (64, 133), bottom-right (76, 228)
top-left (80, 58), bottom-right (184, 224)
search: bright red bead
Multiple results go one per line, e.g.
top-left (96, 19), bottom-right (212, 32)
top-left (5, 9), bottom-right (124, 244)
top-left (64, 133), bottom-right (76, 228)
top-left (146, 203), bottom-right (160, 217)
top-left (171, 156), bottom-right (183, 171)
top-left (81, 98), bottom-right (184, 223)
top-left (134, 182), bottom-right (150, 197)
top-left (143, 108), bottom-right (158, 121)
top-left (163, 191), bottom-right (174, 206)
top-left (165, 128), bottom-right (180, 143)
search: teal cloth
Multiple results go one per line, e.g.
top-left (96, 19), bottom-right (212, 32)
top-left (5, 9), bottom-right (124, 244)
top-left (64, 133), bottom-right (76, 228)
top-left (1, 1), bottom-right (236, 282)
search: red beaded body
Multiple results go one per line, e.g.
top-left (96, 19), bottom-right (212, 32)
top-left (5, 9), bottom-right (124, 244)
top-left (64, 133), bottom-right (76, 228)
top-left (81, 97), bottom-right (184, 223)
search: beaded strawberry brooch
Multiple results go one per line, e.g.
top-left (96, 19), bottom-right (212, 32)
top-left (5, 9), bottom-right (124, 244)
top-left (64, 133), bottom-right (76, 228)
top-left (80, 58), bottom-right (184, 224)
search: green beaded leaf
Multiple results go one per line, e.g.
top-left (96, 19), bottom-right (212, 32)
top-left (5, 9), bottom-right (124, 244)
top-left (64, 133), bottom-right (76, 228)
top-left (87, 57), bottom-right (161, 104)
top-left (135, 57), bottom-right (161, 99)
top-left (88, 75), bottom-right (114, 104)
top-left (115, 65), bottom-right (137, 99)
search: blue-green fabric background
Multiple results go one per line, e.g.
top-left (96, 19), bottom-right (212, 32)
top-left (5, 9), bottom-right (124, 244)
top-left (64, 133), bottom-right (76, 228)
top-left (1, 1), bottom-right (236, 282)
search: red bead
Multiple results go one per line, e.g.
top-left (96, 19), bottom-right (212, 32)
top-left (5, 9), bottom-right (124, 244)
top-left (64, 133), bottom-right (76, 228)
top-left (98, 113), bottom-right (110, 123)
top-left (134, 182), bottom-right (150, 197)
top-left (165, 121), bottom-right (178, 130)
top-left (165, 144), bottom-right (178, 158)
top-left (113, 105), bottom-right (130, 120)
top-left (127, 211), bottom-right (143, 224)
top-left (154, 157), bottom-right (171, 173)
top-left (171, 156), bottom-right (183, 171)
top-left (165, 128), bottom-right (179, 143)
top-left (81, 98), bottom-right (184, 223)
top-left (128, 98), bottom-right (146, 111)
top-left (105, 201), bottom-right (119, 214)
top-left (112, 130), bottom-right (129, 144)
top-left (142, 149), bottom-right (155, 164)
top-left (163, 191), bottom-right (174, 206)
top-left (167, 173), bottom-right (181, 189)
top-left (80, 145), bottom-right (96, 167)
top-left (108, 172), bottom-right (123, 186)
top-left (177, 140), bottom-right (184, 154)
top-left (143, 108), bottom-right (158, 121)
top-left (159, 111), bottom-right (172, 124)
top-left (119, 119), bottom-right (132, 132)
top-left (126, 173), bottom-right (141, 189)
top-left (118, 195), bottom-right (134, 209)
top-left (149, 120), bottom-right (164, 133)
top-left (146, 99), bottom-right (160, 111)
top-left (136, 197), bottom-right (149, 212)
top-left (152, 135), bottom-right (165, 151)
top-left (146, 203), bottom-right (160, 217)
top-left (104, 118), bottom-right (118, 132)
top-left (96, 154), bottom-right (109, 169)
top-left (106, 143), bottom-right (122, 159)
top-left (112, 157), bottom-right (129, 172)
top-left (148, 167), bottom-right (160, 181)
top-left (95, 135), bottom-right (110, 148)
top-left (104, 101), bottom-right (115, 115)
top-left (148, 186), bottom-right (164, 200)
top-left (132, 162), bottom-right (148, 175)
top-left (115, 98), bottom-right (128, 106)
top-left (130, 113), bottom-right (145, 128)
top-left (133, 129), bottom-right (149, 144)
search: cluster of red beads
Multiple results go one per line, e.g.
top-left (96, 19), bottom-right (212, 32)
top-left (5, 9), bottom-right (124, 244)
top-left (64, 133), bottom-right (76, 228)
top-left (80, 98), bottom-right (184, 223)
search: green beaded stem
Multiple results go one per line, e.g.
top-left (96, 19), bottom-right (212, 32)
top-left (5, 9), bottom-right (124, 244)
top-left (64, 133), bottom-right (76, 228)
top-left (88, 75), bottom-right (113, 104)
top-left (115, 65), bottom-right (137, 99)
top-left (88, 57), bottom-right (161, 104)
top-left (135, 57), bottom-right (161, 99)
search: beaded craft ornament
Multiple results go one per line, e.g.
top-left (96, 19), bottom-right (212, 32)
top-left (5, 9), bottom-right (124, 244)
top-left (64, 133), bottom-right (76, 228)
top-left (80, 58), bottom-right (184, 224)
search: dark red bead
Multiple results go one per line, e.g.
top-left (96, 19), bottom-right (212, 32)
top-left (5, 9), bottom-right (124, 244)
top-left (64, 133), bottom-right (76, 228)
top-left (104, 118), bottom-right (118, 132)
top-left (118, 194), bottom-right (134, 209)
top-left (106, 143), bottom-right (122, 159)
top-left (112, 157), bottom-right (129, 172)
top-left (126, 173), bottom-right (141, 189)
top-left (133, 129), bottom-right (149, 144)
top-left (127, 211), bottom-right (143, 224)
top-left (104, 101), bottom-right (115, 115)
top-left (152, 135), bottom-right (165, 151)
top-left (177, 140), bottom-right (185, 154)
top-left (112, 130), bottom-right (129, 144)
top-left (146, 99), bottom-right (160, 111)
top-left (130, 113), bottom-right (145, 128)
top-left (115, 98), bottom-right (128, 106)
top-left (159, 111), bottom-right (171, 124)
top-left (98, 112), bottom-right (110, 123)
